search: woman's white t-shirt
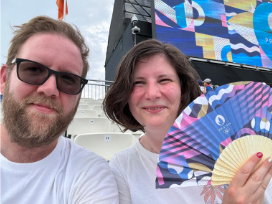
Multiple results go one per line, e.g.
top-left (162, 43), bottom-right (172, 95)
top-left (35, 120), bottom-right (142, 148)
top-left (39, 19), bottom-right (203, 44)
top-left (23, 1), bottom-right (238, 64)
top-left (110, 139), bottom-right (272, 204)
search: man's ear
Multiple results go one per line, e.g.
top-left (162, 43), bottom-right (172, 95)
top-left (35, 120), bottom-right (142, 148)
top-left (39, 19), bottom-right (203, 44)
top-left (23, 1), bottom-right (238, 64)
top-left (1, 65), bottom-right (8, 94)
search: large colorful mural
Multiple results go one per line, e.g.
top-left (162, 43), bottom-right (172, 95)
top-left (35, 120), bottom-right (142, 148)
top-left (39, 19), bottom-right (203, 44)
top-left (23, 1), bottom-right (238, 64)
top-left (154, 0), bottom-right (272, 69)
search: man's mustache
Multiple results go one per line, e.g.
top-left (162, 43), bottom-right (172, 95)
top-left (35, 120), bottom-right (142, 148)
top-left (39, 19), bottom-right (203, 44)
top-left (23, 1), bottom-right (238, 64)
top-left (21, 95), bottom-right (63, 113)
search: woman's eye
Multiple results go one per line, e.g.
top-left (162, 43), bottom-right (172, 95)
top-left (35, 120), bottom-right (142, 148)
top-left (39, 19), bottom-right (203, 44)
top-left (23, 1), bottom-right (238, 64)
top-left (160, 78), bottom-right (171, 83)
top-left (134, 81), bottom-right (144, 85)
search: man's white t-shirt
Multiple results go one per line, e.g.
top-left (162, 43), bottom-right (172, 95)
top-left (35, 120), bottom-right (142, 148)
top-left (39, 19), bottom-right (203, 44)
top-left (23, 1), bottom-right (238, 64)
top-left (1, 136), bottom-right (119, 204)
top-left (109, 139), bottom-right (272, 204)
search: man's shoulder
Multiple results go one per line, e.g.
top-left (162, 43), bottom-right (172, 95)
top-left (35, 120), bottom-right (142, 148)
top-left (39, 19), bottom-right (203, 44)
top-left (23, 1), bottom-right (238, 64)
top-left (60, 137), bottom-right (108, 169)
top-left (56, 137), bottom-right (119, 203)
top-left (58, 137), bottom-right (114, 187)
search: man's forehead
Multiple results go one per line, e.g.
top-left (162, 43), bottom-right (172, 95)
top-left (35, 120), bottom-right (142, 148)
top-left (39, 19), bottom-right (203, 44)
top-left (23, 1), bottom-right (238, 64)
top-left (17, 33), bottom-right (83, 75)
top-left (18, 33), bottom-right (77, 54)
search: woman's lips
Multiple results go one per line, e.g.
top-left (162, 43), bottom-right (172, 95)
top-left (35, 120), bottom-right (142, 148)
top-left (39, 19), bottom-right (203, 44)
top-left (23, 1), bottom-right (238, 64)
top-left (142, 106), bottom-right (166, 113)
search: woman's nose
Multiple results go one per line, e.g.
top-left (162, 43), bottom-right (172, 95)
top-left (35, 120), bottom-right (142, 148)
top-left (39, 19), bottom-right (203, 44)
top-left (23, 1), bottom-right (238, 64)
top-left (145, 83), bottom-right (161, 100)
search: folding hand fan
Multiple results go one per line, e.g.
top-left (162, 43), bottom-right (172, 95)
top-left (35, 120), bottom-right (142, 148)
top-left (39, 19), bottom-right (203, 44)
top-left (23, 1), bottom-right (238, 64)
top-left (156, 81), bottom-right (272, 188)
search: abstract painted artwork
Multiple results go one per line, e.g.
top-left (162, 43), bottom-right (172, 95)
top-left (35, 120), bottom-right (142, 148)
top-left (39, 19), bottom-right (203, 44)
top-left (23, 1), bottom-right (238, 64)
top-left (154, 0), bottom-right (272, 68)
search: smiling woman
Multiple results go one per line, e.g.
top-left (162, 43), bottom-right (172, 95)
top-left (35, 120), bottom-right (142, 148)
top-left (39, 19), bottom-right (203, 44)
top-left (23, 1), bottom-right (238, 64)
top-left (103, 39), bottom-right (208, 204)
top-left (128, 54), bottom-right (181, 136)
top-left (103, 39), bottom-right (201, 133)
top-left (103, 39), bottom-right (272, 204)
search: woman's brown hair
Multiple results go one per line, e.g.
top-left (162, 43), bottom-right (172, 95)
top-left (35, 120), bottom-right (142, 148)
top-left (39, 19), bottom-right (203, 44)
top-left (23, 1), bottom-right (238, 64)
top-left (103, 39), bottom-right (201, 132)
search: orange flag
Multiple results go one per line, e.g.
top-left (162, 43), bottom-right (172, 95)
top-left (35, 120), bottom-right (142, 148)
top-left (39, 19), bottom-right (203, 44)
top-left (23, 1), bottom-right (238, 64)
top-left (56, 0), bottom-right (68, 20)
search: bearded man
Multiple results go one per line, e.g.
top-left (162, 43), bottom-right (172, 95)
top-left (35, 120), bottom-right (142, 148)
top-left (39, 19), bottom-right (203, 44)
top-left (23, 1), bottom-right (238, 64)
top-left (0, 16), bottom-right (118, 204)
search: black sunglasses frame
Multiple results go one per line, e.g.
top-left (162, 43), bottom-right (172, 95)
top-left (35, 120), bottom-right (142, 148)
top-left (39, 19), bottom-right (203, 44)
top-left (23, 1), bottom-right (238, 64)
top-left (15, 58), bottom-right (88, 95)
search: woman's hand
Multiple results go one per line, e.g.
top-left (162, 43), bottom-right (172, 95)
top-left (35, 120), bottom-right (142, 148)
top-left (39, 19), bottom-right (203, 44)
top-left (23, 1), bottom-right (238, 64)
top-left (222, 152), bottom-right (272, 204)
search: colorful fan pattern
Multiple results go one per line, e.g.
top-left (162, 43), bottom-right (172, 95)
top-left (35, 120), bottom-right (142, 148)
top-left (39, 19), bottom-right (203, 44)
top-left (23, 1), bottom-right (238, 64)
top-left (156, 81), bottom-right (272, 188)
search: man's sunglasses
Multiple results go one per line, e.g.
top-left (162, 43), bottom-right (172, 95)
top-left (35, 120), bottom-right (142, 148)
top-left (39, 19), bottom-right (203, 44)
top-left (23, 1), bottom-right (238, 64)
top-left (14, 58), bottom-right (88, 95)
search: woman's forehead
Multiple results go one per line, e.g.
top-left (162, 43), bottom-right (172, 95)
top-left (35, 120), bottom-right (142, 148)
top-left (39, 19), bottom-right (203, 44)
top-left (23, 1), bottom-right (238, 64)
top-left (133, 54), bottom-right (176, 76)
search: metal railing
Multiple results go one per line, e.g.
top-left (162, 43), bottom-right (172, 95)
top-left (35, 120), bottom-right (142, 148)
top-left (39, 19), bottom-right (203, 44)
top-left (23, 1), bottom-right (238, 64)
top-left (81, 79), bottom-right (113, 99)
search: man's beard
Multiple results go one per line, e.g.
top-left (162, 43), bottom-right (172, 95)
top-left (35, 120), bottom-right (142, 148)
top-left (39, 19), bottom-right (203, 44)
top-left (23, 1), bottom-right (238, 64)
top-left (2, 84), bottom-right (78, 149)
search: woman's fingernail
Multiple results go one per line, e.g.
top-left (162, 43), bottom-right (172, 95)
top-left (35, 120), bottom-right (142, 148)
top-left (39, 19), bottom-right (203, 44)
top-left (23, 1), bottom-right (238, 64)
top-left (269, 157), bottom-right (272, 163)
top-left (257, 152), bottom-right (263, 158)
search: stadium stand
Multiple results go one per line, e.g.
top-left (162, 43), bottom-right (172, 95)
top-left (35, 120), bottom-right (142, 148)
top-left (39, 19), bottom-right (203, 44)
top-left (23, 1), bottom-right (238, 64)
top-left (63, 98), bottom-right (142, 161)
top-left (74, 109), bottom-right (98, 118)
top-left (74, 132), bottom-right (136, 161)
top-left (78, 104), bottom-right (91, 110)
top-left (67, 117), bottom-right (111, 140)
top-left (92, 105), bottom-right (103, 114)
top-left (86, 100), bottom-right (101, 106)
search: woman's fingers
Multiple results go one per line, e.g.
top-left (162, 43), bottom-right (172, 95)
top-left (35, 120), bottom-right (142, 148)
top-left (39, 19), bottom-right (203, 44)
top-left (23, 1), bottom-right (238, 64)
top-left (230, 152), bottom-right (264, 188)
top-left (250, 158), bottom-right (272, 201)
top-left (222, 154), bottom-right (271, 204)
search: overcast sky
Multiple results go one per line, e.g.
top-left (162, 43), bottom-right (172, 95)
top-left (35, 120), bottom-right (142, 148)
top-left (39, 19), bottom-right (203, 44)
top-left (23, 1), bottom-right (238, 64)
top-left (1, 0), bottom-right (114, 81)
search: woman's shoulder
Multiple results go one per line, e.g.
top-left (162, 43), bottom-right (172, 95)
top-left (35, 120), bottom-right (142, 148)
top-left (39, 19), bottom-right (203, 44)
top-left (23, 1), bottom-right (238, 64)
top-left (110, 141), bottom-right (138, 162)
top-left (109, 139), bottom-right (144, 172)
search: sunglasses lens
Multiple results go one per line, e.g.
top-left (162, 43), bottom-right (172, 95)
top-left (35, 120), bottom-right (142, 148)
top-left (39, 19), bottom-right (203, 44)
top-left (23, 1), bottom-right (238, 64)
top-left (58, 73), bottom-right (82, 94)
top-left (17, 59), bottom-right (85, 95)
top-left (18, 61), bottom-right (48, 85)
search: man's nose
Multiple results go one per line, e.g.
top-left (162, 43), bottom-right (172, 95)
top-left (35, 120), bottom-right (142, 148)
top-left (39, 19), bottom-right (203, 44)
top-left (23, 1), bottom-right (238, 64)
top-left (36, 74), bottom-right (59, 97)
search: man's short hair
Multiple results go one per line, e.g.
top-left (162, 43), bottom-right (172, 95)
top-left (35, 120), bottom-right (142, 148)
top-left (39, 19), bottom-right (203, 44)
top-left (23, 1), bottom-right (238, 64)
top-left (103, 39), bottom-right (201, 132)
top-left (6, 16), bottom-right (89, 78)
